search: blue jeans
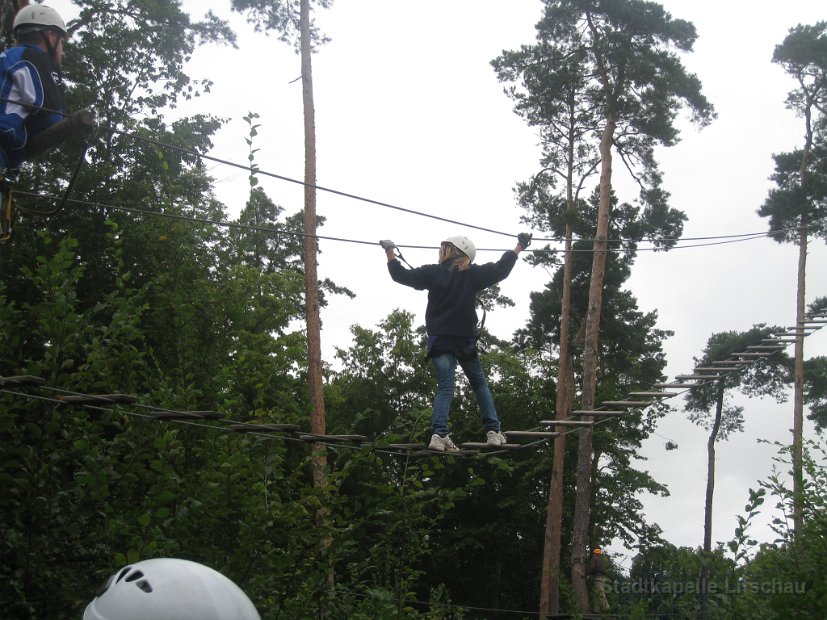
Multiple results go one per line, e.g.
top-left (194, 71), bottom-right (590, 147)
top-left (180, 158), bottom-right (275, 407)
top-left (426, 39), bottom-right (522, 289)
top-left (431, 351), bottom-right (500, 436)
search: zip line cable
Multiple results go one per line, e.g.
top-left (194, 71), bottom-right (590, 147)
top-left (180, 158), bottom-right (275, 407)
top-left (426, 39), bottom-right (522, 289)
top-left (6, 98), bottom-right (823, 251)
top-left (12, 188), bottom-right (814, 255)
top-left (4, 99), bottom-right (510, 237)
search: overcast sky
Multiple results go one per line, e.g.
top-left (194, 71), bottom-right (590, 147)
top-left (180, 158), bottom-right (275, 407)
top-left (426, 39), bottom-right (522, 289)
top-left (53, 0), bottom-right (827, 565)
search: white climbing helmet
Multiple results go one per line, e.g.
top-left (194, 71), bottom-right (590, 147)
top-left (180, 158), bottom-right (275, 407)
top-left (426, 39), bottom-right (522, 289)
top-left (13, 4), bottom-right (67, 36)
top-left (443, 235), bottom-right (476, 262)
top-left (82, 558), bottom-right (261, 620)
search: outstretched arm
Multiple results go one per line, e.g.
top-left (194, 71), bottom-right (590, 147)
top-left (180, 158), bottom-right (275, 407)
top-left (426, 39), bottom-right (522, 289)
top-left (26, 109), bottom-right (96, 157)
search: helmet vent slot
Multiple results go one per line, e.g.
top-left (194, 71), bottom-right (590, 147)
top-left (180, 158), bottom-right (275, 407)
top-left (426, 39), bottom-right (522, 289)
top-left (136, 579), bottom-right (153, 593)
top-left (115, 566), bottom-right (132, 583)
top-left (125, 570), bottom-right (145, 582)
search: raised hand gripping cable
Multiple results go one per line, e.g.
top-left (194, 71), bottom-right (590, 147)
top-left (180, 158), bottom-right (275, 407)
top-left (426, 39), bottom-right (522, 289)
top-left (379, 239), bottom-right (414, 269)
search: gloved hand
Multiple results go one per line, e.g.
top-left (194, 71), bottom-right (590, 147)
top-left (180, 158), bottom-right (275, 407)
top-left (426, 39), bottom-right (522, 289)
top-left (517, 232), bottom-right (532, 249)
top-left (71, 108), bottom-right (96, 128)
top-left (379, 240), bottom-right (396, 250)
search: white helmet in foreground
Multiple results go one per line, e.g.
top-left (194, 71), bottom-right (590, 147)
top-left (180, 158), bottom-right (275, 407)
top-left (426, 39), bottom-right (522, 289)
top-left (83, 558), bottom-right (261, 620)
top-left (443, 235), bottom-right (476, 262)
top-left (13, 4), bottom-right (67, 36)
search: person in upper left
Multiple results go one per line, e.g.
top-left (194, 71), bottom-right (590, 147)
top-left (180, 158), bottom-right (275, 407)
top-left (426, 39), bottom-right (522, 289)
top-left (0, 3), bottom-right (69, 174)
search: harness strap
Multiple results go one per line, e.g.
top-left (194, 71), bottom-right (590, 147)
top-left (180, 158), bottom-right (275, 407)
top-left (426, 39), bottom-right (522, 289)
top-left (393, 247), bottom-right (414, 269)
top-left (475, 301), bottom-right (488, 354)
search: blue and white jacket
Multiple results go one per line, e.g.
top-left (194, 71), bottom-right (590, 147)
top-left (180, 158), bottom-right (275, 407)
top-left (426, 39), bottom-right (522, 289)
top-left (0, 43), bottom-right (65, 169)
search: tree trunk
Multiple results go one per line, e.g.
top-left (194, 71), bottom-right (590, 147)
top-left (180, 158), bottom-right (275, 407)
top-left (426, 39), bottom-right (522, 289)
top-left (540, 162), bottom-right (577, 617)
top-left (299, 0), bottom-right (332, 599)
top-left (571, 112), bottom-right (615, 612)
top-left (701, 383), bottom-right (725, 620)
top-left (540, 84), bottom-right (583, 619)
top-left (540, 245), bottom-right (574, 617)
top-left (299, 0), bottom-right (327, 477)
top-left (792, 223), bottom-right (807, 536)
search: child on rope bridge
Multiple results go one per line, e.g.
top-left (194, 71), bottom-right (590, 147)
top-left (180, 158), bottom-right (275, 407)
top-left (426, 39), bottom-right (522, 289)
top-left (380, 232), bottom-right (531, 452)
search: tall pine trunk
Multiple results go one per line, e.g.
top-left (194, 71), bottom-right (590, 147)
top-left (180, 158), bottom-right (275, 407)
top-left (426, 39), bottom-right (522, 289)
top-left (540, 222), bottom-right (574, 617)
top-left (541, 108), bottom-right (579, 614)
top-left (571, 112), bottom-right (615, 611)
top-left (700, 383), bottom-right (725, 620)
top-left (792, 223), bottom-right (807, 535)
top-left (299, 0), bottom-right (332, 600)
top-left (791, 98), bottom-right (813, 539)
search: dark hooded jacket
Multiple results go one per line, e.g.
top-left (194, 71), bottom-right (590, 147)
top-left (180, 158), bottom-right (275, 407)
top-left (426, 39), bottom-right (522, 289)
top-left (388, 250), bottom-right (518, 339)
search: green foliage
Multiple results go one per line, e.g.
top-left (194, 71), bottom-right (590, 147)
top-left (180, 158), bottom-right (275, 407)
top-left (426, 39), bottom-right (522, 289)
top-left (0, 4), bottom-right (349, 618)
top-left (758, 120), bottom-right (827, 243)
top-left (728, 487), bottom-right (766, 564)
top-left (772, 22), bottom-right (827, 120)
top-left (684, 326), bottom-right (792, 439)
top-left (803, 297), bottom-right (827, 431)
top-left (493, 0), bottom-right (714, 238)
top-left (723, 439), bottom-right (827, 618)
top-left (759, 23), bottom-right (827, 243)
top-left (804, 356), bottom-right (827, 431)
top-left (243, 111), bottom-right (261, 190)
top-left (621, 543), bottom-right (738, 619)
top-left (230, 0), bottom-right (334, 50)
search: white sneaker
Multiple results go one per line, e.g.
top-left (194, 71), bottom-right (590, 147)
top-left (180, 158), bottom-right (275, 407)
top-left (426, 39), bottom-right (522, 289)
top-left (486, 430), bottom-right (507, 447)
top-left (429, 433), bottom-right (459, 452)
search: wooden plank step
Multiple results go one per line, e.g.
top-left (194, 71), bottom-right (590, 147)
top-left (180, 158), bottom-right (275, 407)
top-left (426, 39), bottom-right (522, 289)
top-left (746, 345), bottom-right (786, 350)
top-left (712, 359), bottom-right (753, 365)
top-left (411, 448), bottom-right (478, 457)
top-left (627, 391), bottom-right (677, 398)
top-left (387, 443), bottom-right (485, 455)
top-left (676, 374), bottom-right (720, 380)
top-left (653, 383), bottom-right (697, 389)
top-left (539, 419), bottom-right (593, 426)
top-left (58, 394), bottom-right (137, 405)
top-left (762, 338), bottom-right (796, 343)
top-left (732, 351), bottom-right (771, 357)
top-left (0, 375), bottom-right (46, 387)
top-left (571, 410), bottom-right (627, 416)
top-left (600, 400), bottom-right (653, 407)
top-left (694, 367), bottom-right (741, 372)
top-left (462, 442), bottom-right (523, 450)
top-left (505, 430), bottom-right (560, 438)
